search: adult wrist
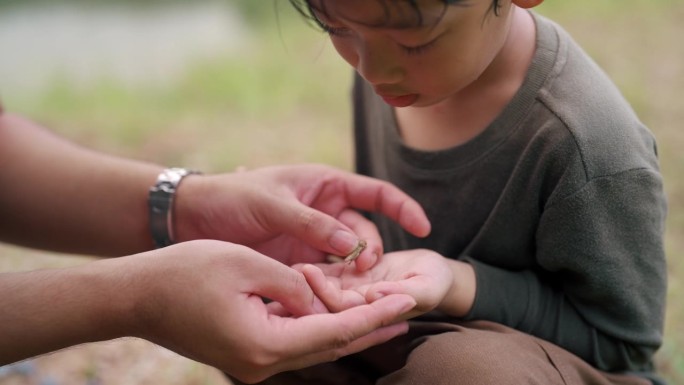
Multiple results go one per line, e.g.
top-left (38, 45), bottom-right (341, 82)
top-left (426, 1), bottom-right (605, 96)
top-left (95, 255), bottom-right (162, 341)
top-left (67, 259), bottom-right (140, 343)
top-left (148, 168), bottom-right (201, 248)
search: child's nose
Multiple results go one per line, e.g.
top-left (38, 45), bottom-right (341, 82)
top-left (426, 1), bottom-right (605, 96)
top-left (356, 47), bottom-right (403, 86)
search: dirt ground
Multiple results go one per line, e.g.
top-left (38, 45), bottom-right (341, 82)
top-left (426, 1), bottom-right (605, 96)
top-left (0, 339), bottom-right (232, 385)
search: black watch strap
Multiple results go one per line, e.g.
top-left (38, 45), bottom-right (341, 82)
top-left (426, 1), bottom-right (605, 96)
top-left (148, 168), bottom-right (201, 248)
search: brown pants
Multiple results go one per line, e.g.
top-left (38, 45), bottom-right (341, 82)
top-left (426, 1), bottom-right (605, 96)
top-left (231, 320), bottom-right (651, 385)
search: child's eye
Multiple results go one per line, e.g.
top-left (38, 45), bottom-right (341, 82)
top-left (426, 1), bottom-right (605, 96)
top-left (318, 21), bottom-right (351, 37)
top-left (401, 38), bottom-right (438, 56)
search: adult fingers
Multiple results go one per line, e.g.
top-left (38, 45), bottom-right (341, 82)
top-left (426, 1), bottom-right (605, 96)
top-left (266, 289), bottom-right (330, 316)
top-left (330, 171), bottom-right (432, 238)
top-left (270, 321), bottom-right (409, 376)
top-left (259, 198), bottom-right (361, 257)
top-left (334, 209), bottom-right (383, 271)
top-left (271, 293), bottom-right (416, 359)
top-left (248, 256), bottom-right (326, 317)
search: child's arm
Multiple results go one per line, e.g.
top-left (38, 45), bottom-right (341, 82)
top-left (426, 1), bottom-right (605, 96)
top-left (305, 168), bottom-right (666, 373)
top-left (454, 169), bottom-right (667, 372)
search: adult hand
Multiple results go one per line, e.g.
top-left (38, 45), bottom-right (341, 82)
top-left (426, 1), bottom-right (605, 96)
top-left (297, 249), bottom-right (455, 320)
top-left (129, 240), bottom-right (417, 383)
top-left (0, 111), bottom-right (429, 265)
top-left (174, 164), bottom-right (431, 270)
top-left (0, 240), bottom-right (416, 383)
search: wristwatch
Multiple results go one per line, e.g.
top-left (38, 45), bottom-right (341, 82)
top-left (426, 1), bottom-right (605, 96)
top-left (148, 168), bottom-right (201, 248)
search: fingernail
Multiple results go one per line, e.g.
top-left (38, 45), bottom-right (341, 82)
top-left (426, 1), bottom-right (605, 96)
top-left (329, 230), bottom-right (357, 253)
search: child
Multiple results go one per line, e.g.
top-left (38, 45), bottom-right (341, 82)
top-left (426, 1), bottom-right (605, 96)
top-left (234, 0), bottom-right (669, 384)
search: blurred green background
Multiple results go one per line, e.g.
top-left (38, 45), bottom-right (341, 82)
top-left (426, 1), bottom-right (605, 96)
top-left (0, 0), bottom-right (682, 384)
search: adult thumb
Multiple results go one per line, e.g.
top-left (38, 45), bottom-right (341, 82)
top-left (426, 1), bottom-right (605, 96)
top-left (264, 200), bottom-right (359, 257)
top-left (249, 256), bottom-right (326, 317)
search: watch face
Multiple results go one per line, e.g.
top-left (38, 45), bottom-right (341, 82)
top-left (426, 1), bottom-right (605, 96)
top-left (159, 168), bottom-right (184, 184)
top-left (157, 181), bottom-right (176, 194)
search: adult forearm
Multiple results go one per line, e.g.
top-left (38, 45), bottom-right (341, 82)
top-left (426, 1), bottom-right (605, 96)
top-left (0, 260), bottom-right (137, 364)
top-left (0, 113), bottom-right (162, 255)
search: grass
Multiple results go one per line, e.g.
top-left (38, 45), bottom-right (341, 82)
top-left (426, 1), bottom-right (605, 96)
top-left (5, 2), bottom-right (353, 170)
top-left (1, 0), bottom-right (682, 384)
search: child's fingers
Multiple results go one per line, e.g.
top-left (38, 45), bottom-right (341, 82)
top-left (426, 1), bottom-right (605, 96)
top-left (301, 264), bottom-right (366, 312)
top-left (365, 275), bottom-right (441, 316)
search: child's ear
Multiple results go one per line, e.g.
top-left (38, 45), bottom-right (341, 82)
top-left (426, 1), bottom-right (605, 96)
top-left (512, 0), bottom-right (544, 8)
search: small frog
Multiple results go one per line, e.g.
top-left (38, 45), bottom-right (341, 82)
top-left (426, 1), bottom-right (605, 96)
top-left (327, 239), bottom-right (367, 264)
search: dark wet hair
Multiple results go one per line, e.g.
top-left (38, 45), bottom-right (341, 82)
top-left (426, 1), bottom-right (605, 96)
top-left (289, 0), bottom-right (503, 31)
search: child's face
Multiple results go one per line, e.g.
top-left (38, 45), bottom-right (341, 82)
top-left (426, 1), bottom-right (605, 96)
top-left (310, 0), bottom-right (515, 108)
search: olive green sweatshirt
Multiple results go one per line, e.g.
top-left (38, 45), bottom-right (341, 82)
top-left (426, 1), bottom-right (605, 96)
top-left (353, 12), bottom-right (667, 383)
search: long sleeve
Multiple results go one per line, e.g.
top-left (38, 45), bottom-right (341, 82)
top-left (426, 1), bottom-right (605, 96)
top-left (352, 12), bottom-right (668, 378)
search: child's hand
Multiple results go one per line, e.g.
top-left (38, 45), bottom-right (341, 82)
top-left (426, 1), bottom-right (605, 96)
top-left (297, 249), bottom-right (453, 320)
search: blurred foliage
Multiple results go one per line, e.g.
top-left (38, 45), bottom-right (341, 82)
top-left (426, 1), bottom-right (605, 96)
top-left (4, 0), bottom-right (353, 170)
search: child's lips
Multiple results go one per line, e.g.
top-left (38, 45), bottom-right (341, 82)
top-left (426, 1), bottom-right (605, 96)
top-left (379, 93), bottom-right (419, 108)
